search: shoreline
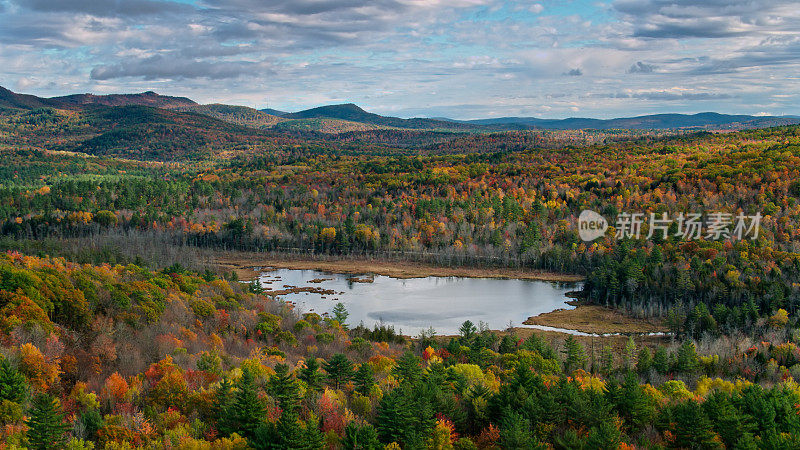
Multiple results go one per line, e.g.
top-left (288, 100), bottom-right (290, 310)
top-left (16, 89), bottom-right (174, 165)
top-left (523, 302), bottom-right (667, 335)
top-left (212, 252), bottom-right (585, 283)
top-left (211, 251), bottom-right (665, 341)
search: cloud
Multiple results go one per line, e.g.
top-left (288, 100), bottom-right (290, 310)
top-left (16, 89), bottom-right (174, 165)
top-left (613, 0), bottom-right (800, 39)
top-left (13, 0), bottom-right (191, 17)
top-left (600, 90), bottom-right (734, 101)
top-left (628, 61), bottom-right (656, 73)
top-left (90, 55), bottom-right (268, 80)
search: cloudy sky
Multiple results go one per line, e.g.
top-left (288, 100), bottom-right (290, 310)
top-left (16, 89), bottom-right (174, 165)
top-left (1, 0), bottom-right (799, 119)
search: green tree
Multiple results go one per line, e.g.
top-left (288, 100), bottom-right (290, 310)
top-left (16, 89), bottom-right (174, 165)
top-left (332, 302), bottom-right (349, 327)
top-left (266, 363), bottom-right (300, 413)
top-left (636, 347), bottom-right (653, 375)
top-left (392, 351), bottom-right (423, 385)
top-left (0, 359), bottom-right (27, 403)
top-left (585, 419), bottom-right (622, 450)
top-left (563, 336), bottom-right (587, 373)
top-left (25, 393), bottom-right (70, 450)
top-left (667, 400), bottom-right (722, 449)
top-left (342, 422), bottom-right (382, 449)
top-left (220, 367), bottom-right (266, 439)
top-left (299, 357), bottom-right (324, 392)
top-left (354, 363), bottom-right (375, 396)
top-left (653, 346), bottom-right (669, 374)
top-left (459, 320), bottom-right (477, 343)
top-left (676, 341), bottom-right (699, 373)
top-left (324, 353), bottom-right (354, 390)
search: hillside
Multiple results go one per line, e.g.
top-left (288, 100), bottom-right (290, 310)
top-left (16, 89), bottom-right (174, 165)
top-left (50, 91), bottom-right (197, 109)
top-left (173, 104), bottom-right (285, 129)
top-left (283, 103), bottom-right (481, 130)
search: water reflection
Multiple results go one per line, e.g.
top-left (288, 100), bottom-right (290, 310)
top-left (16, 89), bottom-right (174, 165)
top-left (257, 269), bottom-right (581, 335)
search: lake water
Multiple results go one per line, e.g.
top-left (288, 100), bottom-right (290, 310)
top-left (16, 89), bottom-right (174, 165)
top-left (256, 269), bottom-right (581, 335)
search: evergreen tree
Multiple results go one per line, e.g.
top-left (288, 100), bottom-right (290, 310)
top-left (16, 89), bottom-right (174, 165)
top-left (668, 400), bottom-right (722, 449)
top-left (563, 336), bottom-right (587, 373)
top-left (221, 367), bottom-right (266, 439)
top-left (636, 347), bottom-right (653, 375)
top-left (0, 359), bottom-right (27, 404)
top-left (499, 411), bottom-right (542, 449)
top-left (585, 419), bottom-right (622, 450)
top-left (354, 363), bottom-right (375, 396)
top-left (623, 336), bottom-right (636, 370)
top-left (332, 302), bottom-right (349, 328)
top-left (676, 340), bottom-right (699, 373)
top-left (392, 351), bottom-right (423, 385)
top-left (25, 393), bottom-right (70, 450)
top-left (267, 363), bottom-right (300, 413)
top-left (298, 358), bottom-right (323, 392)
top-left (324, 353), bottom-right (354, 390)
top-left (342, 422), bottom-right (382, 449)
top-left (459, 320), bottom-right (477, 345)
top-left (652, 346), bottom-right (669, 374)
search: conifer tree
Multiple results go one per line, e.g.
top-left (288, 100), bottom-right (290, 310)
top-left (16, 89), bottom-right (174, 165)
top-left (299, 357), bottom-right (324, 392)
top-left (354, 363), bottom-right (375, 396)
top-left (267, 363), bottom-right (300, 413)
top-left (223, 367), bottom-right (266, 439)
top-left (25, 393), bottom-right (70, 450)
top-left (562, 336), bottom-right (587, 373)
top-left (324, 353), bottom-right (354, 390)
top-left (0, 359), bottom-right (27, 404)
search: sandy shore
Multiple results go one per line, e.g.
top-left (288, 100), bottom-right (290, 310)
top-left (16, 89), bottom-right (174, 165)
top-left (212, 252), bottom-right (585, 283)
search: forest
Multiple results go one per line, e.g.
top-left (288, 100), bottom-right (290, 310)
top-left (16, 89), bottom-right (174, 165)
top-left (1, 99), bottom-right (800, 448)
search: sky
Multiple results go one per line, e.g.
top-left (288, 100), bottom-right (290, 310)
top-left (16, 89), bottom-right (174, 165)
top-left (0, 0), bottom-right (799, 119)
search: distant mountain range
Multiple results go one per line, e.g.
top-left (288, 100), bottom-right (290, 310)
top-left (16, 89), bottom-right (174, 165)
top-left (2, 85), bottom-right (798, 132)
top-left (461, 112), bottom-right (800, 130)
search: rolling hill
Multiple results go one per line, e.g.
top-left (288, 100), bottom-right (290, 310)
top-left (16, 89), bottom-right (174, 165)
top-left (282, 103), bottom-right (480, 130)
top-left (173, 104), bottom-right (285, 129)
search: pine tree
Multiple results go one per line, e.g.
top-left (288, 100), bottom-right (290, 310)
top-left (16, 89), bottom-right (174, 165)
top-left (324, 353), bottom-right (354, 390)
top-left (342, 422), bottom-right (382, 449)
top-left (0, 359), bottom-right (27, 404)
top-left (562, 336), bottom-right (587, 373)
top-left (354, 363), bottom-right (375, 396)
top-left (299, 357), bottom-right (324, 392)
top-left (25, 393), bottom-right (70, 450)
top-left (676, 340), bottom-right (699, 373)
top-left (623, 336), bottom-right (636, 370)
top-left (668, 400), bottom-right (722, 449)
top-left (301, 413), bottom-right (325, 450)
top-left (392, 351), bottom-right (423, 385)
top-left (635, 347), bottom-right (653, 375)
top-left (223, 367), bottom-right (266, 439)
top-left (332, 302), bottom-right (349, 328)
top-left (267, 363), bottom-right (300, 413)
top-left (652, 346), bottom-right (669, 374)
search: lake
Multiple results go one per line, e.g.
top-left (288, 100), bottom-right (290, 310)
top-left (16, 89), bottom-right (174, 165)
top-left (256, 269), bottom-right (581, 335)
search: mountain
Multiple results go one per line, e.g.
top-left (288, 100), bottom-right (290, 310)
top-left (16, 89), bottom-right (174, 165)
top-left (282, 103), bottom-right (479, 130)
top-left (50, 91), bottom-right (197, 109)
top-left (465, 112), bottom-right (800, 130)
top-left (0, 86), bottom-right (197, 110)
top-left (260, 107), bottom-right (288, 116)
top-left (0, 86), bottom-right (54, 109)
top-left (173, 104), bottom-right (284, 128)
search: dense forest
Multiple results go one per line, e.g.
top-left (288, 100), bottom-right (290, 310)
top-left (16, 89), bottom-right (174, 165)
top-left (1, 98), bottom-right (800, 448)
top-left (1, 253), bottom-right (800, 448)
